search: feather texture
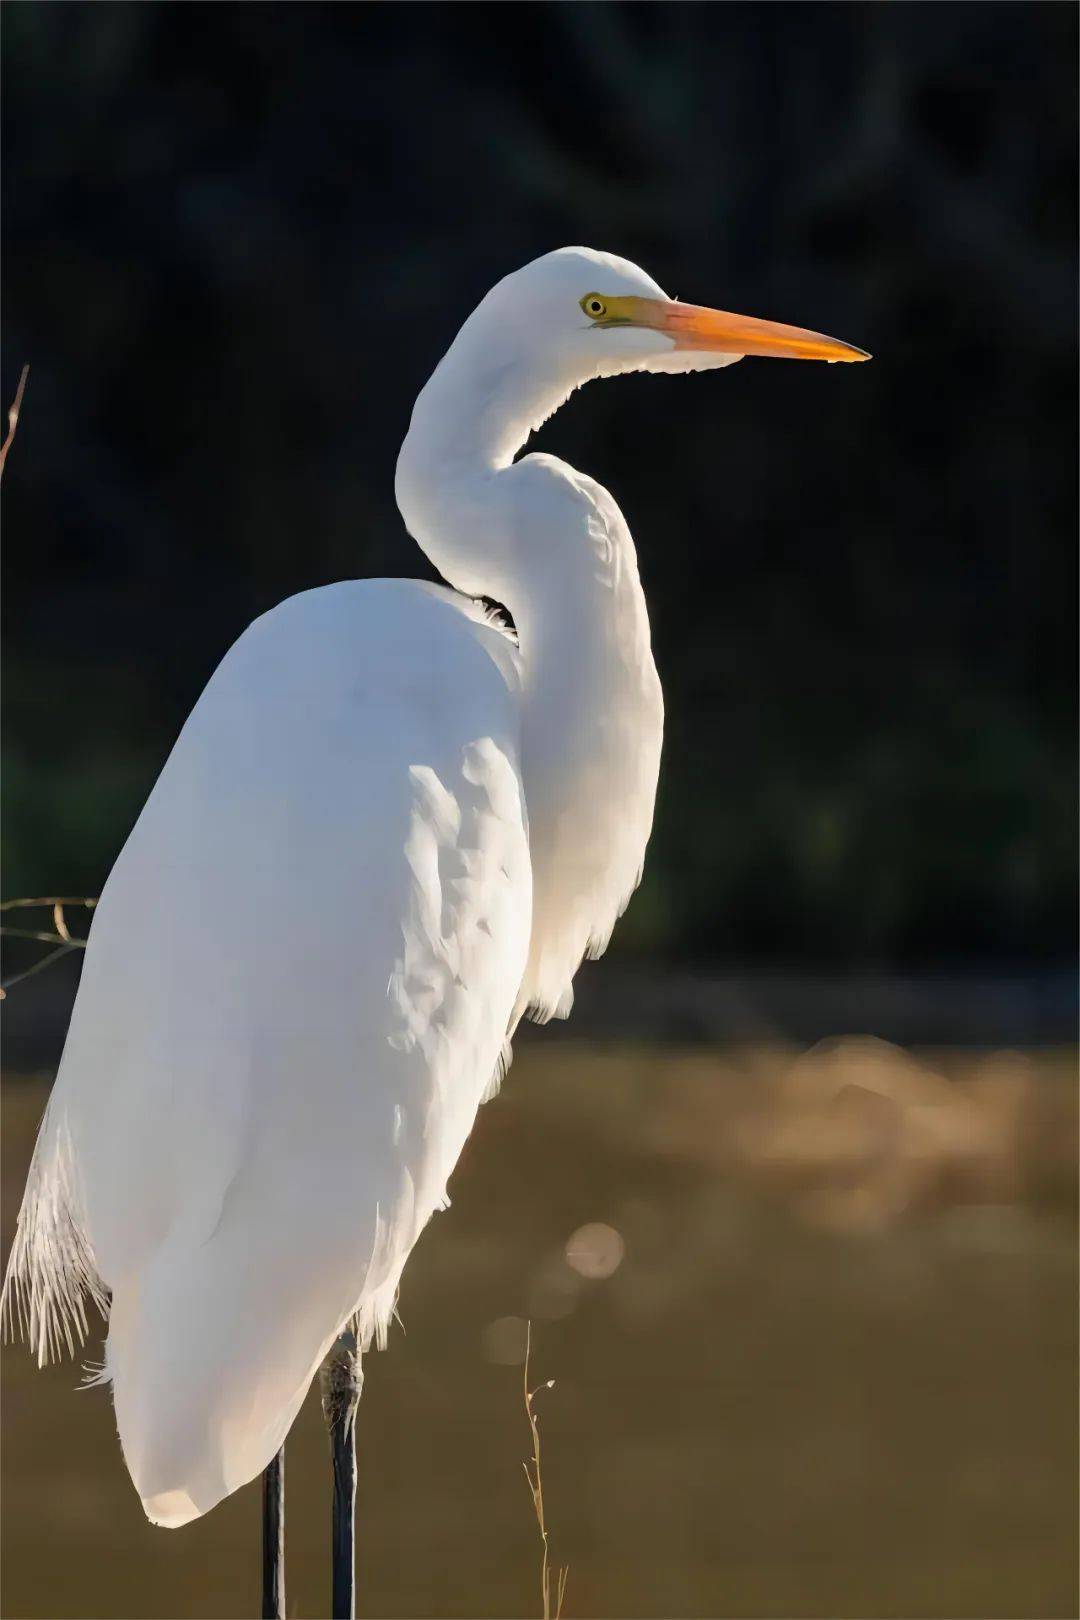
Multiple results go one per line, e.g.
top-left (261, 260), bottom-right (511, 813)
top-left (3, 248), bottom-right (681, 1528)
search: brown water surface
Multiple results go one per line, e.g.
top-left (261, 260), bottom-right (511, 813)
top-left (2, 1042), bottom-right (1077, 1618)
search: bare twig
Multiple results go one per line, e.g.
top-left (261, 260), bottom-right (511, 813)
top-left (0, 896), bottom-right (98, 913)
top-left (0, 941), bottom-right (81, 999)
top-left (0, 897), bottom-right (97, 999)
top-left (1, 927), bottom-right (81, 945)
top-left (522, 1322), bottom-right (568, 1620)
top-left (0, 364), bottom-right (29, 479)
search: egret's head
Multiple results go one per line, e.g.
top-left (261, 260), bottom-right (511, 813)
top-left (402, 246), bottom-right (870, 486)
top-left (475, 246), bottom-right (869, 392)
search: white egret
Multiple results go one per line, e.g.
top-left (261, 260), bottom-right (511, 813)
top-left (3, 247), bottom-right (867, 1609)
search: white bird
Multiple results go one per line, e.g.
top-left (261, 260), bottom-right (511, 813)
top-left (3, 248), bottom-right (867, 1542)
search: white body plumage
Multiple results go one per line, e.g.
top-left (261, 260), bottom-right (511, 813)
top-left (3, 246), bottom-right (867, 1525)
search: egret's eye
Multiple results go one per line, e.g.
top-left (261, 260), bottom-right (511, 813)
top-left (581, 294), bottom-right (607, 321)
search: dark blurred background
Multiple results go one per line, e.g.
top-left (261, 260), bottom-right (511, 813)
top-left (3, 1), bottom-right (1076, 976)
top-left (2, 7), bottom-right (1077, 1620)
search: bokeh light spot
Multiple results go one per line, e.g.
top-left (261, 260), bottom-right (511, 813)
top-left (565, 1222), bottom-right (625, 1280)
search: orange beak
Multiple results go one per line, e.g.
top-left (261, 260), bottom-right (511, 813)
top-left (612, 296), bottom-right (870, 363)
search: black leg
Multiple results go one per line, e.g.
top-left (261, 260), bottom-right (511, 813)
top-left (261, 1444), bottom-right (286, 1620)
top-left (321, 1329), bottom-right (363, 1620)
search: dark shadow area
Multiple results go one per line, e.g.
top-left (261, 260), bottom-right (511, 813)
top-left (3, 2), bottom-right (1076, 979)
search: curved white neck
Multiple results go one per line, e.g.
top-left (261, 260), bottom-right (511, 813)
top-left (394, 336), bottom-right (664, 1022)
top-left (395, 347), bottom-right (651, 698)
top-left (394, 319), bottom-right (588, 601)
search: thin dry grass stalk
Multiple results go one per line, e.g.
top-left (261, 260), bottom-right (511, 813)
top-left (0, 897), bottom-right (97, 999)
top-left (0, 364), bottom-right (29, 479)
top-left (522, 1321), bottom-right (568, 1620)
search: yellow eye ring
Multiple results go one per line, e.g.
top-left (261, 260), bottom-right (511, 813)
top-left (581, 294), bottom-right (607, 320)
